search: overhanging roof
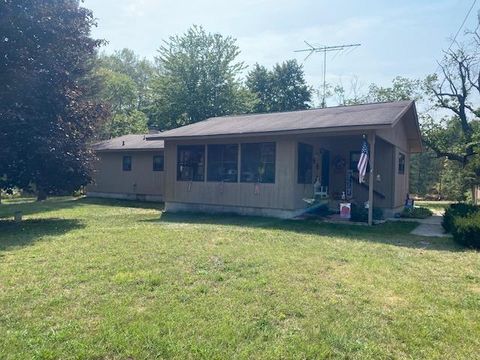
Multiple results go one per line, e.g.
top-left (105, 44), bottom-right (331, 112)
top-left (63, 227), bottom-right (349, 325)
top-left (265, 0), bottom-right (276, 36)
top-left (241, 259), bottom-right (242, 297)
top-left (92, 134), bottom-right (164, 152)
top-left (147, 100), bottom-right (419, 141)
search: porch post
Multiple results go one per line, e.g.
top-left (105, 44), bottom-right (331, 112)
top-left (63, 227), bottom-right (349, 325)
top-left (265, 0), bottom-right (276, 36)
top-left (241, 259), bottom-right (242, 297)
top-left (368, 131), bottom-right (376, 226)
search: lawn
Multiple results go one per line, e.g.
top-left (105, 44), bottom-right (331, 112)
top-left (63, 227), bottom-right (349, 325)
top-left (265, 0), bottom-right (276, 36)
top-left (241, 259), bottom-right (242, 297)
top-left (0, 197), bottom-right (479, 359)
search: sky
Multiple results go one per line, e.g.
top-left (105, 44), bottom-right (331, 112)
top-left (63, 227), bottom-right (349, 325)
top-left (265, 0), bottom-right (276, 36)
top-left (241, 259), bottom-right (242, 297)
top-left (83, 0), bottom-right (478, 101)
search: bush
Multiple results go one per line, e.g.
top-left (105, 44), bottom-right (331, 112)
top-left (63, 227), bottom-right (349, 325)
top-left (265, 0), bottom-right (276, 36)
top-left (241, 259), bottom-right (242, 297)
top-left (350, 203), bottom-right (383, 223)
top-left (442, 203), bottom-right (480, 233)
top-left (452, 212), bottom-right (480, 249)
top-left (400, 206), bottom-right (433, 219)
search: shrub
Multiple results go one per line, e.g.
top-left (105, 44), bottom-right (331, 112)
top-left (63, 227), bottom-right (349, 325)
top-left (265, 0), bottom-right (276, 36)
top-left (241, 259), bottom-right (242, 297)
top-left (442, 203), bottom-right (480, 233)
top-left (400, 206), bottom-right (433, 219)
top-left (452, 212), bottom-right (480, 249)
top-left (350, 203), bottom-right (383, 223)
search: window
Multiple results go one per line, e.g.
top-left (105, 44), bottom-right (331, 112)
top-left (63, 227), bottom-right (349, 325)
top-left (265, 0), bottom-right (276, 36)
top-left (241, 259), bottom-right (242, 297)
top-left (207, 144), bottom-right (238, 182)
top-left (398, 152), bottom-right (405, 174)
top-left (177, 145), bottom-right (205, 181)
top-left (350, 151), bottom-right (360, 171)
top-left (240, 142), bottom-right (276, 183)
top-left (153, 155), bottom-right (164, 171)
top-left (350, 151), bottom-right (369, 173)
top-left (122, 155), bottom-right (132, 171)
top-left (298, 143), bottom-right (313, 184)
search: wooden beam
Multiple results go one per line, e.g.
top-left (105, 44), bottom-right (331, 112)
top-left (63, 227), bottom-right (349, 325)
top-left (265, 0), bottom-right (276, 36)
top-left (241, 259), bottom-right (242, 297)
top-left (368, 132), bottom-right (376, 225)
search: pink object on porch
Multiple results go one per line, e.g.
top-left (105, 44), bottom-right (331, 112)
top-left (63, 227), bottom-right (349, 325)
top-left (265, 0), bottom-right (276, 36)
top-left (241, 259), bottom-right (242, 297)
top-left (340, 203), bottom-right (351, 219)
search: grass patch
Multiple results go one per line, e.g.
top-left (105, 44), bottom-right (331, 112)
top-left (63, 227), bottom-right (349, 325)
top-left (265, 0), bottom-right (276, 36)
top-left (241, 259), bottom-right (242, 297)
top-left (0, 197), bottom-right (479, 359)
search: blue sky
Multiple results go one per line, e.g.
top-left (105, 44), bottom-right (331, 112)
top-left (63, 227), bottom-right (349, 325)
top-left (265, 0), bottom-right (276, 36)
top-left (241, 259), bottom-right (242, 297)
top-left (84, 0), bottom-right (477, 99)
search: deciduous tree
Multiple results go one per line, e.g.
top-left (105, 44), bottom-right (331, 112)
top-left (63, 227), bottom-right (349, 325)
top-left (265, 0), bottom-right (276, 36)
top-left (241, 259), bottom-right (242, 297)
top-left (151, 25), bottom-right (252, 129)
top-left (0, 0), bottom-right (107, 200)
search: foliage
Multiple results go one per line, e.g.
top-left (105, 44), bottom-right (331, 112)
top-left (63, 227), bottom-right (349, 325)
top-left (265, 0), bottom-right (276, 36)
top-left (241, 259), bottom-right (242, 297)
top-left (409, 151), bottom-right (442, 197)
top-left (452, 212), bottom-right (480, 249)
top-left (332, 76), bottom-right (422, 106)
top-left (367, 77), bottom-right (423, 102)
top-left (0, 0), bottom-right (107, 200)
top-left (151, 25), bottom-right (252, 130)
top-left (400, 206), bottom-right (433, 219)
top-left (101, 110), bottom-right (148, 139)
top-left (422, 31), bottom-right (480, 197)
top-left (438, 159), bottom-right (471, 201)
top-left (350, 203), bottom-right (383, 222)
top-left (442, 203), bottom-right (480, 233)
top-left (95, 49), bottom-right (155, 138)
top-left (97, 48), bottom-right (155, 112)
top-left (246, 60), bottom-right (312, 113)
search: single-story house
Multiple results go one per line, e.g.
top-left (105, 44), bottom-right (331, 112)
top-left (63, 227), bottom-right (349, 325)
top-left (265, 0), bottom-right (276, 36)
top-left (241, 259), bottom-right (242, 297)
top-left (143, 100), bottom-right (422, 219)
top-left (87, 134), bottom-right (165, 202)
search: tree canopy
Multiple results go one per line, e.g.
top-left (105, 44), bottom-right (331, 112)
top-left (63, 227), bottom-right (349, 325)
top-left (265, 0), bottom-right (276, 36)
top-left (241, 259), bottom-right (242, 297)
top-left (246, 60), bottom-right (312, 113)
top-left (150, 25), bottom-right (253, 130)
top-left (0, 0), bottom-right (107, 199)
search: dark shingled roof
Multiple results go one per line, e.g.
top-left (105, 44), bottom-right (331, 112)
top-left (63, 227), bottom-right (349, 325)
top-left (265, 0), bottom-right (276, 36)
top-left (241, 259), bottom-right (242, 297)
top-left (92, 134), bottom-right (164, 152)
top-left (147, 100), bottom-right (415, 140)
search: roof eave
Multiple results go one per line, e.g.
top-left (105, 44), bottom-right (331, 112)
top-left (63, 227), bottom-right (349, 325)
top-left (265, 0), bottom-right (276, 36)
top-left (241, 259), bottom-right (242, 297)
top-left (147, 123), bottom-right (393, 141)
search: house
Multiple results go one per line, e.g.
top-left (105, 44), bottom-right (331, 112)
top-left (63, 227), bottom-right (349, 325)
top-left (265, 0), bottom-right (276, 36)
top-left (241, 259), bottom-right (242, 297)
top-left (87, 134), bottom-right (165, 202)
top-left (146, 100), bottom-right (422, 220)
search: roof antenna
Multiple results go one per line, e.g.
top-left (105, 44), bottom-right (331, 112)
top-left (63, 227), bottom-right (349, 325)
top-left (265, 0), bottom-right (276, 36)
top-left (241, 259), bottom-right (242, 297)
top-left (294, 42), bottom-right (361, 108)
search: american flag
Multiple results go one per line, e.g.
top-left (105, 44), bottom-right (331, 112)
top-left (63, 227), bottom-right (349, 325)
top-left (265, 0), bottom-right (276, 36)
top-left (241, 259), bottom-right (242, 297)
top-left (357, 139), bottom-right (369, 183)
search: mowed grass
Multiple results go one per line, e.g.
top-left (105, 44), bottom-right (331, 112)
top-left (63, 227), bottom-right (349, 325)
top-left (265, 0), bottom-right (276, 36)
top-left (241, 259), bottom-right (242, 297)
top-left (0, 198), bottom-right (479, 359)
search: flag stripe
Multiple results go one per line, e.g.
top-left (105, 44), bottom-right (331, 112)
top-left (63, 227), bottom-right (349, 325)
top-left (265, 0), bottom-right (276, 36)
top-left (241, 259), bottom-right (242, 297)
top-left (357, 139), bottom-right (369, 183)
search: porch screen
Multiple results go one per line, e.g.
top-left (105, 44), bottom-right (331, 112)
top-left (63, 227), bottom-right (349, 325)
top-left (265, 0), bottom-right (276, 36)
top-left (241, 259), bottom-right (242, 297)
top-left (207, 144), bottom-right (238, 182)
top-left (177, 145), bottom-right (205, 181)
top-left (240, 142), bottom-right (276, 183)
top-left (297, 143), bottom-right (313, 184)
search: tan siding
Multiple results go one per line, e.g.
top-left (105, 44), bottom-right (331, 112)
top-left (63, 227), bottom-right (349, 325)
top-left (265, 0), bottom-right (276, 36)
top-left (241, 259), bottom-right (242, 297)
top-left (164, 136), bottom-right (296, 210)
top-left (376, 120), bottom-right (409, 152)
top-left (88, 151), bottom-right (165, 197)
top-left (393, 147), bottom-right (409, 207)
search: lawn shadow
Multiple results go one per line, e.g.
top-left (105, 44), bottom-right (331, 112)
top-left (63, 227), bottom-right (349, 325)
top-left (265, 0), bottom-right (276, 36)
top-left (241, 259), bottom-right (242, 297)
top-left (0, 196), bottom-right (164, 220)
top-left (0, 218), bottom-right (84, 252)
top-left (152, 211), bottom-right (463, 252)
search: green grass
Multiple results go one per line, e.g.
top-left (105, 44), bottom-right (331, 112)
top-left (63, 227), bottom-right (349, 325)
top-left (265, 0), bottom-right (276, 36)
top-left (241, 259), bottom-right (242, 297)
top-left (416, 200), bottom-right (453, 213)
top-left (0, 197), bottom-right (479, 359)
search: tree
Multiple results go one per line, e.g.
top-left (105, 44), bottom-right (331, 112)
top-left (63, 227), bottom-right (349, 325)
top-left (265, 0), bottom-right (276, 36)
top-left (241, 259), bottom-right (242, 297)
top-left (246, 60), bottom-right (312, 113)
top-left (102, 110), bottom-right (148, 139)
top-left (0, 0), bottom-right (107, 200)
top-left (332, 76), bottom-right (422, 105)
top-left (422, 33), bottom-right (480, 199)
top-left (151, 25), bottom-right (252, 129)
top-left (97, 49), bottom-right (155, 112)
top-left (94, 50), bottom-right (155, 139)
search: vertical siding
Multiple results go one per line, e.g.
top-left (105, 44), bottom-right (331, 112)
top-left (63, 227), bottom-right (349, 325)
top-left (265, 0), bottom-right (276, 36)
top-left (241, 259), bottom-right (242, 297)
top-left (88, 151), bottom-right (165, 196)
top-left (164, 137), bottom-right (297, 210)
top-left (393, 147), bottom-right (410, 207)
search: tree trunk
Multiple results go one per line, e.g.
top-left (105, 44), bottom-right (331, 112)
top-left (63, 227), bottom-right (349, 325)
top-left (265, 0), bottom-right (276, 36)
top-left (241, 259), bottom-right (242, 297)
top-left (37, 189), bottom-right (47, 201)
top-left (472, 185), bottom-right (478, 205)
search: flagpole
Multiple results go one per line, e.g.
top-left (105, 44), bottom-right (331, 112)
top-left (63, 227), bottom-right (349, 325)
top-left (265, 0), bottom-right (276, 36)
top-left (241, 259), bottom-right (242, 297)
top-left (368, 132), bottom-right (376, 225)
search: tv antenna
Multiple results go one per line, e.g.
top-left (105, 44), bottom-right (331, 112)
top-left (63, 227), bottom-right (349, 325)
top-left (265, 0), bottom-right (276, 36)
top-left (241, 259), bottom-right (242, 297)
top-left (295, 42), bottom-right (361, 107)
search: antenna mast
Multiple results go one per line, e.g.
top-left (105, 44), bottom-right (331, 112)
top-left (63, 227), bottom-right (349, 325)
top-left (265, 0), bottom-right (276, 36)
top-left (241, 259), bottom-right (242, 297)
top-left (295, 42), bottom-right (361, 107)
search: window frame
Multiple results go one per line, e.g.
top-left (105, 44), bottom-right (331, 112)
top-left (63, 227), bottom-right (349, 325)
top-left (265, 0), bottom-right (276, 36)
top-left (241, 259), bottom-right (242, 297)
top-left (176, 145), bottom-right (205, 182)
top-left (122, 155), bottom-right (132, 172)
top-left (240, 142), bottom-right (276, 184)
top-left (398, 152), bottom-right (406, 175)
top-left (297, 142), bottom-right (313, 184)
top-left (153, 154), bottom-right (164, 172)
top-left (207, 144), bottom-right (239, 183)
